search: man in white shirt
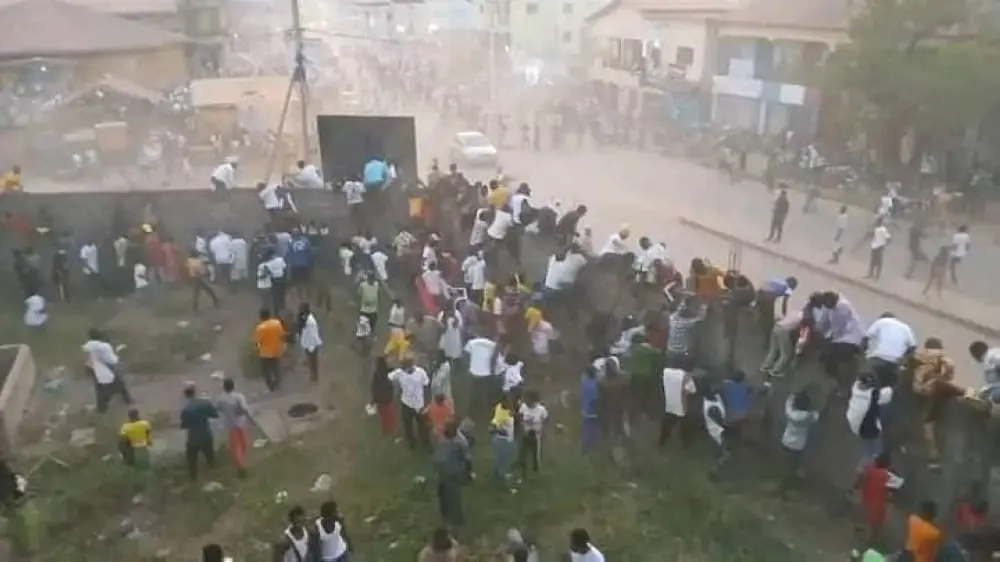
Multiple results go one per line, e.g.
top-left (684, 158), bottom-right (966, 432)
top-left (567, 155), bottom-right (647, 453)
top-left (866, 221), bottom-right (891, 280)
top-left (950, 225), bottom-right (970, 285)
top-left (370, 247), bottom-right (389, 283)
top-left (209, 230), bottom-right (235, 287)
top-left (83, 329), bottom-right (132, 413)
top-left (257, 181), bottom-right (283, 220)
top-left (79, 240), bottom-right (101, 296)
top-left (600, 225), bottom-right (632, 273)
top-left (262, 251), bottom-right (288, 313)
top-left (487, 207), bottom-right (515, 243)
top-left (133, 261), bottom-right (150, 301)
top-left (660, 360), bottom-right (697, 446)
top-left (23, 294), bottom-right (47, 328)
top-left (465, 335), bottom-right (498, 414)
top-left (294, 159), bottom-right (323, 189)
top-left (388, 359), bottom-right (430, 450)
top-left (210, 159), bottom-right (237, 192)
top-left (342, 178), bottom-right (365, 231)
top-left (469, 208), bottom-right (490, 248)
top-left (864, 312), bottom-right (915, 387)
top-left (509, 184), bottom-right (531, 225)
top-left (422, 262), bottom-right (449, 302)
top-left (230, 235), bottom-right (249, 281)
top-left (461, 252), bottom-right (487, 305)
top-left (518, 390), bottom-right (548, 474)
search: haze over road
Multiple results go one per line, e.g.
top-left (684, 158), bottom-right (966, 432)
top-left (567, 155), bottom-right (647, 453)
top-left (414, 116), bottom-right (993, 386)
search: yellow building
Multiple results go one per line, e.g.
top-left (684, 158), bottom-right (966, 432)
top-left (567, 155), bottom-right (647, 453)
top-left (0, 0), bottom-right (189, 90)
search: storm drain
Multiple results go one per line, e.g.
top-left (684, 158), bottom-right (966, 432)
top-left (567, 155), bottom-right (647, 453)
top-left (287, 402), bottom-right (318, 419)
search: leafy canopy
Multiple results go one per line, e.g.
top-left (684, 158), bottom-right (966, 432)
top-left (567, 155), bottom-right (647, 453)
top-left (828, 0), bottom-right (1000, 139)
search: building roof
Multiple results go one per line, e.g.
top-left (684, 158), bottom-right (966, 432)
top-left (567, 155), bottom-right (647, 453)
top-left (64, 0), bottom-right (178, 15)
top-left (585, 0), bottom-right (849, 30)
top-left (0, 0), bottom-right (187, 59)
top-left (719, 0), bottom-right (850, 30)
top-left (585, 0), bottom-right (738, 23)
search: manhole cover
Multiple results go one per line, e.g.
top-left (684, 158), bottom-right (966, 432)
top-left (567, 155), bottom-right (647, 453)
top-left (288, 402), bottom-right (318, 418)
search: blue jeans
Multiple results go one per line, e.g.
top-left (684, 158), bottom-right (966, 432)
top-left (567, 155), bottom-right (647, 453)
top-left (490, 435), bottom-right (514, 482)
top-left (581, 416), bottom-right (599, 453)
top-left (858, 436), bottom-right (882, 471)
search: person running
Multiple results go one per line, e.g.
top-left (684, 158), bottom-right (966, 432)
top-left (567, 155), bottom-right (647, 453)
top-left (370, 356), bottom-right (396, 436)
top-left (186, 250), bottom-right (219, 311)
top-left (389, 358), bottom-right (431, 450)
top-left (254, 308), bottom-right (286, 392)
top-left (298, 302), bottom-right (323, 382)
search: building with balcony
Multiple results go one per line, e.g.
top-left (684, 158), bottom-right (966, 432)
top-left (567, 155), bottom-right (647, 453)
top-left (584, 0), bottom-right (851, 134)
top-left (710, 0), bottom-right (849, 135)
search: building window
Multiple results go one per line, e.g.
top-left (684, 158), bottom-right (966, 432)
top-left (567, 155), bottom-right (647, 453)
top-left (676, 46), bottom-right (694, 66)
top-left (562, 31), bottom-right (573, 42)
top-left (526, 2), bottom-right (538, 14)
top-left (563, 3), bottom-right (573, 14)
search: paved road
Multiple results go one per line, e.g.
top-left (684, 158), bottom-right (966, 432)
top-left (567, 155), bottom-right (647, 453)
top-left (414, 117), bottom-right (992, 385)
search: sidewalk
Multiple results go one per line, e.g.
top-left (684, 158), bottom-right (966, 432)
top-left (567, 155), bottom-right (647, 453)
top-left (679, 217), bottom-right (1000, 339)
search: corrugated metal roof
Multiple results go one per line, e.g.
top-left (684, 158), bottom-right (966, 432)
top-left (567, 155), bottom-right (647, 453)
top-left (0, 0), bottom-right (187, 58)
top-left (719, 0), bottom-right (850, 30)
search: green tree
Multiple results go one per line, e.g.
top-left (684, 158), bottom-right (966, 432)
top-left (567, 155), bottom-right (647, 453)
top-left (827, 0), bottom-right (1000, 173)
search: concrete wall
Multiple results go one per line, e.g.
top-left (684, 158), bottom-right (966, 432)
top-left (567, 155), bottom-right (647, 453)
top-left (0, 345), bottom-right (37, 457)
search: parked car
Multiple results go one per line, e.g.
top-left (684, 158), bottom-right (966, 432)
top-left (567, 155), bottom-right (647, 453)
top-left (449, 131), bottom-right (498, 168)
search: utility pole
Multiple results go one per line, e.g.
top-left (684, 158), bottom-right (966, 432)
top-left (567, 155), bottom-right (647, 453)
top-left (290, 0), bottom-right (311, 159)
top-left (263, 0), bottom-right (312, 183)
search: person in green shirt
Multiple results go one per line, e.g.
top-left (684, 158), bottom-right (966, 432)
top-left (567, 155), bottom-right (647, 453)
top-left (625, 333), bottom-right (663, 418)
top-left (358, 270), bottom-right (381, 329)
top-left (180, 383), bottom-right (218, 481)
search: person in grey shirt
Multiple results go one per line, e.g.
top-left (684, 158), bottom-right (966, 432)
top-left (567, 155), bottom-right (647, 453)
top-left (215, 378), bottom-right (250, 476)
top-left (433, 421), bottom-right (471, 527)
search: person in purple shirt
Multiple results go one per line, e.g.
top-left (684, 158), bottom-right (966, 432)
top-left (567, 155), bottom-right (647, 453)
top-left (756, 276), bottom-right (798, 348)
top-left (819, 291), bottom-right (865, 383)
top-left (580, 365), bottom-right (600, 453)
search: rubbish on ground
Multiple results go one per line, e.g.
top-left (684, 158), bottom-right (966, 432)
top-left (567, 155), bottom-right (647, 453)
top-left (42, 378), bottom-right (64, 392)
top-left (274, 490), bottom-right (289, 504)
top-left (200, 353), bottom-right (212, 362)
top-left (364, 404), bottom-right (377, 416)
top-left (311, 474), bottom-right (332, 492)
top-left (69, 428), bottom-right (97, 448)
top-left (213, 325), bottom-right (223, 332)
top-left (210, 370), bottom-right (225, 380)
top-left (253, 439), bottom-right (269, 449)
top-left (201, 481), bottom-right (223, 492)
top-left (176, 320), bottom-right (190, 328)
top-left (364, 515), bottom-right (377, 524)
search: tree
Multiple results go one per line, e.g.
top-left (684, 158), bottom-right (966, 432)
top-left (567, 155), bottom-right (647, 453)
top-left (826, 0), bottom-right (1000, 174)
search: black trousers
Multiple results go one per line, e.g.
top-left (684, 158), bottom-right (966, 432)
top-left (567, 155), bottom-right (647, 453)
top-left (437, 479), bottom-right (464, 526)
top-left (659, 412), bottom-right (696, 447)
top-left (191, 277), bottom-right (218, 311)
top-left (519, 430), bottom-right (541, 474)
top-left (400, 403), bottom-right (430, 450)
top-left (185, 438), bottom-right (215, 480)
top-left (259, 357), bottom-right (280, 391)
top-left (94, 376), bottom-right (132, 413)
top-left (822, 342), bottom-right (860, 383)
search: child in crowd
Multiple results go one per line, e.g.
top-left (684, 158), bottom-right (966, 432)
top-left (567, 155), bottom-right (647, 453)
top-left (423, 393), bottom-right (454, 441)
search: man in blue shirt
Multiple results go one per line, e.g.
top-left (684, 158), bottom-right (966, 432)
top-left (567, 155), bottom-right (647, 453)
top-left (286, 228), bottom-right (314, 300)
top-left (756, 276), bottom-right (797, 349)
top-left (362, 157), bottom-right (388, 191)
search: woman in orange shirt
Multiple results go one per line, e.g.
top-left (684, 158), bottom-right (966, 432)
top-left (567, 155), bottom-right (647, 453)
top-left (423, 393), bottom-right (454, 440)
top-left (905, 501), bottom-right (942, 562)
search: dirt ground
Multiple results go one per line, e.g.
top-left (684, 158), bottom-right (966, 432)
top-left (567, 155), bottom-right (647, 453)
top-left (0, 265), bottom-right (866, 562)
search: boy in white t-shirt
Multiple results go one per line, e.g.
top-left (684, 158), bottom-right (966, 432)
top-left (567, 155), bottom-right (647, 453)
top-left (23, 294), bottom-right (47, 328)
top-left (518, 390), bottom-right (548, 475)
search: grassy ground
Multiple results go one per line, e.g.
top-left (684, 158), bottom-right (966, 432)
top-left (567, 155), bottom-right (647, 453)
top-left (8, 284), bottom-right (852, 562)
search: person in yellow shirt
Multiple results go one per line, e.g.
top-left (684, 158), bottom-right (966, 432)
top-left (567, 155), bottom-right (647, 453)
top-left (1, 166), bottom-right (22, 192)
top-left (384, 329), bottom-right (411, 366)
top-left (119, 407), bottom-right (152, 470)
top-left (253, 308), bottom-right (286, 391)
top-left (187, 250), bottom-right (219, 311)
top-left (524, 304), bottom-right (543, 333)
top-left (487, 179), bottom-right (508, 209)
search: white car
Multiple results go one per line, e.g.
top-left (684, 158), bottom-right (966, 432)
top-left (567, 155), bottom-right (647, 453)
top-left (450, 131), bottom-right (498, 168)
